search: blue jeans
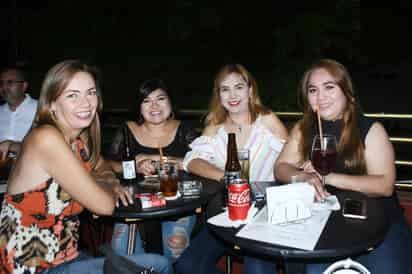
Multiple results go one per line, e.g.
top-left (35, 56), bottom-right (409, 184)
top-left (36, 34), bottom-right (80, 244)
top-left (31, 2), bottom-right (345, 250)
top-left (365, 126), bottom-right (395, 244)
top-left (175, 226), bottom-right (280, 274)
top-left (306, 216), bottom-right (412, 274)
top-left (112, 215), bottom-right (196, 261)
top-left (41, 251), bottom-right (173, 274)
top-left (243, 256), bottom-right (279, 274)
top-left (175, 227), bottom-right (226, 274)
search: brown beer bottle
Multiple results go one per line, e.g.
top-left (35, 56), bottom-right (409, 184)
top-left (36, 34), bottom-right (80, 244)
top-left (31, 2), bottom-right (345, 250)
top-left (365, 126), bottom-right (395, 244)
top-left (224, 133), bottom-right (241, 182)
top-left (122, 126), bottom-right (137, 183)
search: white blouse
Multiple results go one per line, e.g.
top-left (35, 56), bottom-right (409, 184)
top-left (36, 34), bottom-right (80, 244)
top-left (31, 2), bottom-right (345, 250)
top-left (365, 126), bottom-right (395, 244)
top-left (183, 116), bottom-right (285, 181)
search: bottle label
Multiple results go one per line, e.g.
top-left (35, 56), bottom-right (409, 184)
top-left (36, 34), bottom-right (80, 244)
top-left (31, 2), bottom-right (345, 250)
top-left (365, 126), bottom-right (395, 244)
top-left (224, 171), bottom-right (241, 185)
top-left (122, 160), bottom-right (136, 179)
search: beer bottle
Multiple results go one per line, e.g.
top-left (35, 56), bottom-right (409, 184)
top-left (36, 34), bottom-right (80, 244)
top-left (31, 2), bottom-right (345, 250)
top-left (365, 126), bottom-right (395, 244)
top-left (224, 133), bottom-right (241, 182)
top-left (122, 126), bottom-right (136, 183)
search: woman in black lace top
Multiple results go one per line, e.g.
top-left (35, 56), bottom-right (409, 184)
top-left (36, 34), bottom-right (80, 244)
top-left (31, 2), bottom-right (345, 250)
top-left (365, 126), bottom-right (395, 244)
top-left (106, 79), bottom-right (199, 262)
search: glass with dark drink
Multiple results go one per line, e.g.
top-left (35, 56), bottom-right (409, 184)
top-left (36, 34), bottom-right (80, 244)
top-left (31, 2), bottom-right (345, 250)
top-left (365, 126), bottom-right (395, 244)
top-left (157, 161), bottom-right (179, 197)
top-left (311, 134), bottom-right (337, 185)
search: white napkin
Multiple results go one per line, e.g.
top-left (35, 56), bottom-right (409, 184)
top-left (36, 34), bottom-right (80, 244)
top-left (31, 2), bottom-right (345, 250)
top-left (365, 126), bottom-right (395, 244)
top-left (313, 195), bottom-right (341, 211)
top-left (268, 199), bottom-right (312, 224)
top-left (207, 203), bottom-right (258, 228)
top-left (266, 183), bottom-right (315, 224)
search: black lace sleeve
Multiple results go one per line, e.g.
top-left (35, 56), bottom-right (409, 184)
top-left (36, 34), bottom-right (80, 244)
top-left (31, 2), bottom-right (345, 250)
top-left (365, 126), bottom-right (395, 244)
top-left (106, 123), bottom-right (128, 161)
top-left (178, 121), bottom-right (201, 148)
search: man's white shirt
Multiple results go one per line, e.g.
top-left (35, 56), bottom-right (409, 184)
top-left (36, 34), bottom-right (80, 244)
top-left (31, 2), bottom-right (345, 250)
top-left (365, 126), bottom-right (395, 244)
top-left (0, 94), bottom-right (38, 142)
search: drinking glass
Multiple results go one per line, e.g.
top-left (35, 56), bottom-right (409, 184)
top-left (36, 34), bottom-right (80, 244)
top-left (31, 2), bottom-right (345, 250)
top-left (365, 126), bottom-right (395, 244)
top-left (157, 161), bottom-right (179, 197)
top-left (311, 134), bottom-right (337, 186)
top-left (238, 149), bottom-right (250, 182)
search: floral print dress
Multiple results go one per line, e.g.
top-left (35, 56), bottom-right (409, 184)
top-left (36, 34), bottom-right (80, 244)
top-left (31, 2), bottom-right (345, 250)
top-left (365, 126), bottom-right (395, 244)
top-left (0, 140), bottom-right (90, 274)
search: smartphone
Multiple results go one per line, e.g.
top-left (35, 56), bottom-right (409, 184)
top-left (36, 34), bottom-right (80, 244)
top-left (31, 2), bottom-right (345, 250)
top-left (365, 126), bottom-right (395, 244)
top-left (343, 198), bottom-right (367, 219)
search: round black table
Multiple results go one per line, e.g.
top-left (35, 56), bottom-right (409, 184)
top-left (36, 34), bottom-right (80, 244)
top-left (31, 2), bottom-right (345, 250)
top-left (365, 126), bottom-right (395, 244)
top-left (113, 172), bottom-right (223, 255)
top-left (208, 189), bottom-right (390, 274)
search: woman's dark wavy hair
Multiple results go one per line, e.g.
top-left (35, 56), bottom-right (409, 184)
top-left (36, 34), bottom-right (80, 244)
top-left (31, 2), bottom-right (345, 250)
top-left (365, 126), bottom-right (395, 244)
top-left (135, 79), bottom-right (175, 125)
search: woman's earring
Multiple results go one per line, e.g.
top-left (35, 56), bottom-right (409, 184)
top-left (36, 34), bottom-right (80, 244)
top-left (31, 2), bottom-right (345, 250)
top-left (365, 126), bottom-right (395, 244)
top-left (51, 110), bottom-right (57, 120)
top-left (169, 111), bottom-right (175, 120)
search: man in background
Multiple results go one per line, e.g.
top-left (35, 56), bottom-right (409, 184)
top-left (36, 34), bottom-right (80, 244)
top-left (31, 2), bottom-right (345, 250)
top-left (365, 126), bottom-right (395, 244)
top-left (0, 65), bottom-right (37, 157)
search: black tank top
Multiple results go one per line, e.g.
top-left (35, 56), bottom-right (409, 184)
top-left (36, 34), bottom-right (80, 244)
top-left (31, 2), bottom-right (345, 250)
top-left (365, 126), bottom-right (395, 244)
top-left (107, 120), bottom-right (199, 160)
top-left (310, 115), bottom-right (402, 223)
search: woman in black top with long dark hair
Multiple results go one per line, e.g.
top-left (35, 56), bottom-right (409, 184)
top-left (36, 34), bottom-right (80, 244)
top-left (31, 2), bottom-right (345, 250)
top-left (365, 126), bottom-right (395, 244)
top-left (107, 79), bottom-right (199, 262)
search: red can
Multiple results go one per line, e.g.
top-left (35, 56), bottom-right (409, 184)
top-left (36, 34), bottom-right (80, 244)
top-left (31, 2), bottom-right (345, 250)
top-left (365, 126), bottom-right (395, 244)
top-left (228, 178), bottom-right (250, 220)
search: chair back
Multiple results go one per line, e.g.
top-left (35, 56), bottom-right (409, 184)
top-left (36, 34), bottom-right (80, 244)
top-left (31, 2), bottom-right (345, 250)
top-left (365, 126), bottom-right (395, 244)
top-left (323, 258), bottom-right (370, 274)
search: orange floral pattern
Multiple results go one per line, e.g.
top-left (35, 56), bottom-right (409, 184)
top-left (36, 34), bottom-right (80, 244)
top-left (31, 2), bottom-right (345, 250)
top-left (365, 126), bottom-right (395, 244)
top-left (0, 140), bottom-right (90, 274)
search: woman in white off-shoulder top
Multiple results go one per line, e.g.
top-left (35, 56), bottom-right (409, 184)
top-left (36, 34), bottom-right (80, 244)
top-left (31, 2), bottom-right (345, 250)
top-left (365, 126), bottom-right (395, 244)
top-left (176, 64), bottom-right (288, 274)
top-left (183, 64), bottom-right (288, 182)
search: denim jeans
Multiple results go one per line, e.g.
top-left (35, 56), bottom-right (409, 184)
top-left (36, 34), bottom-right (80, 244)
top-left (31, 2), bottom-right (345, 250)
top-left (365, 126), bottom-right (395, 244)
top-left (175, 227), bottom-right (226, 274)
top-left (111, 215), bottom-right (195, 262)
top-left (306, 216), bottom-right (412, 274)
top-left (175, 226), bottom-right (282, 274)
top-left (243, 256), bottom-right (279, 274)
top-left (41, 251), bottom-right (173, 274)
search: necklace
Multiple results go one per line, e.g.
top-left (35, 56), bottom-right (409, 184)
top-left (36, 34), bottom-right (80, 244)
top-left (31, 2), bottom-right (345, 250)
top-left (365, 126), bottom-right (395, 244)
top-left (229, 119), bottom-right (243, 133)
top-left (229, 117), bottom-right (250, 133)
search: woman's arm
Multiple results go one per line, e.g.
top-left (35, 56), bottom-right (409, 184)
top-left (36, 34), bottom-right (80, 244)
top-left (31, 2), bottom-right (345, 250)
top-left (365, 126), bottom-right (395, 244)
top-left (274, 124), bottom-right (327, 200)
top-left (34, 127), bottom-right (116, 215)
top-left (184, 124), bottom-right (224, 181)
top-left (187, 158), bottom-right (224, 181)
top-left (261, 112), bottom-right (289, 141)
top-left (325, 122), bottom-right (396, 197)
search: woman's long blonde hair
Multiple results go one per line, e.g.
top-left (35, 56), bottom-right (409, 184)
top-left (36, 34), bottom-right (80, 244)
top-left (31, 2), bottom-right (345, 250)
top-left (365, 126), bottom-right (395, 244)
top-left (298, 59), bottom-right (366, 172)
top-left (205, 64), bottom-right (270, 126)
top-left (34, 60), bottom-right (103, 168)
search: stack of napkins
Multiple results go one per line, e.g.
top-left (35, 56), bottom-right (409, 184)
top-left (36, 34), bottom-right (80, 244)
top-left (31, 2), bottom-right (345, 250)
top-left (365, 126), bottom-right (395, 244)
top-left (207, 203), bottom-right (258, 228)
top-left (266, 183), bottom-right (315, 224)
top-left (266, 183), bottom-right (341, 225)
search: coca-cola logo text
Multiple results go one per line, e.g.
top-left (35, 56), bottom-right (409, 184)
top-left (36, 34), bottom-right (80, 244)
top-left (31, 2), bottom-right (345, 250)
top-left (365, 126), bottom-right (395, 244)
top-left (228, 189), bottom-right (250, 205)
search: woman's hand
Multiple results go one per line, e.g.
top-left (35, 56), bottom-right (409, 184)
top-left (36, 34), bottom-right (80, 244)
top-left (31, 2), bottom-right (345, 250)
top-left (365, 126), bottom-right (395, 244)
top-left (299, 161), bottom-right (329, 202)
top-left (300, 160), bottom-right (320, 179)
top-left (136, 158), bottom-right (156, 176)
top-left (0, 140), bottom-right (14, 158)
top-left (113, 184), bottom-right (134, 207)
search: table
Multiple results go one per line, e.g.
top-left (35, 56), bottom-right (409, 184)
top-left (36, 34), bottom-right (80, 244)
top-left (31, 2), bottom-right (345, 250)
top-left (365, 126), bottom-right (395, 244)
top-left (208, 188), bottom-right (390, 274)
top-left (113, 172), bottom-right (223, 255)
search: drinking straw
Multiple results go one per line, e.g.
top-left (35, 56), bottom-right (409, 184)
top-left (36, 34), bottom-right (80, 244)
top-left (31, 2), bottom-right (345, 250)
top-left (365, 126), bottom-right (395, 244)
top-left (316, 105), bottom-right (324, 150)
top-left (158, 144), bottom-right (164, 167)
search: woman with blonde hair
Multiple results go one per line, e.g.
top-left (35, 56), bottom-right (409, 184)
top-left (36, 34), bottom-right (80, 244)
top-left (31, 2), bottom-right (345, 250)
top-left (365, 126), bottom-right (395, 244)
top-left (0, 60), bottom-right (172, 274)
top-left (183, 64), bottom-right (287, 182)
top-left (176, 64), bottom-right (288, 274)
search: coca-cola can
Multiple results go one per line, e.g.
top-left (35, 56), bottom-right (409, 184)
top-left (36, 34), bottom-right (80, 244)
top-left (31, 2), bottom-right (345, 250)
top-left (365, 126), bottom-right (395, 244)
top-left (228, 178), bottom-right (250, 221)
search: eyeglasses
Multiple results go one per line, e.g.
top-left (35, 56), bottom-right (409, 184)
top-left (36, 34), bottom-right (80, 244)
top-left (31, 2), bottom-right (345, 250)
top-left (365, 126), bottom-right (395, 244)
top-left (0, 80), bottom-right (25, 87)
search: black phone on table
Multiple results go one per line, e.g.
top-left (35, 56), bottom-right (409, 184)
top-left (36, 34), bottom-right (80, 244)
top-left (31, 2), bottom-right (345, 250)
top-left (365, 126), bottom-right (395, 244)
top-left (342, 198), bottom-right (367, 220)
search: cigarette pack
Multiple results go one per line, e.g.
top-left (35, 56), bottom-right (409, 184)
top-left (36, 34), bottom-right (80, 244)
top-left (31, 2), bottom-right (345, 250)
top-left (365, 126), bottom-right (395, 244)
top-left (135, 193), bottom-right (166, 209)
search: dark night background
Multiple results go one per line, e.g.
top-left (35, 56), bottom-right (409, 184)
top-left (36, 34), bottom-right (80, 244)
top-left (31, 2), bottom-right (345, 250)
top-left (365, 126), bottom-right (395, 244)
top-left (1, 0), bottom-right (411, 113)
